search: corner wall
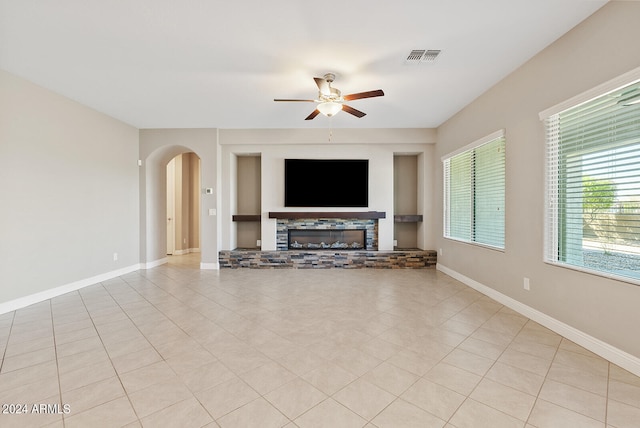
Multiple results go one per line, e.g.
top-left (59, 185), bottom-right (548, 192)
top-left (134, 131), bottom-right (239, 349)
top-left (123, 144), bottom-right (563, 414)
top-left (0, 69), bottom-right (139, 310)
top-left (434, 2), bottom-right (640, 361)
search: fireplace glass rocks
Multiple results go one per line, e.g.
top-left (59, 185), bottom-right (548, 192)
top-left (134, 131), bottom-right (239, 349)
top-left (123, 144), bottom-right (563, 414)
top-left (288, 229), bottom-right (365, 250)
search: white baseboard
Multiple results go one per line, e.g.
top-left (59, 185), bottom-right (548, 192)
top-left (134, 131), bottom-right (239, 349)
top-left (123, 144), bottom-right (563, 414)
top-left (0, 264), bottom-right (140, 315)
top-left (1, 254), bottom-right (213, 315)
top-left (200, 262), bottom-right (219, 270)
top-left (171, 248), bottom-right (201, 256)
top-left (436, 263), bottom-right (640, 377)
top-left (141, 257), bottom-right (168, 269)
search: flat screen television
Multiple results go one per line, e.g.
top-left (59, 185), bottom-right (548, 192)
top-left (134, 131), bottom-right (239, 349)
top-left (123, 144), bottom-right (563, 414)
top-left (284, 159), bottom-right (369, 207)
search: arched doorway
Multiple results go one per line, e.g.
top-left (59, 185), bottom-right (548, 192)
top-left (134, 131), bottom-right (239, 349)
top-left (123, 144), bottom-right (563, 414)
top-left (141, 145), bottom-right (203, 268)
top-left (139, 129), bottom-right (219, 270)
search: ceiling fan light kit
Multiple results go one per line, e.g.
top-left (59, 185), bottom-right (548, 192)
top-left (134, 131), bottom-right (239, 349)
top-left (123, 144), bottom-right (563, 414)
top-left (317, 101), bottom-right (342, 117)
top-left (274, 73), bottom-right (384, 120)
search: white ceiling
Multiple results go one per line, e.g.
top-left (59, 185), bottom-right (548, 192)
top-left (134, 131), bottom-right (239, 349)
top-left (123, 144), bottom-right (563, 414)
top-left (0, 0), bottom-right (607, 129)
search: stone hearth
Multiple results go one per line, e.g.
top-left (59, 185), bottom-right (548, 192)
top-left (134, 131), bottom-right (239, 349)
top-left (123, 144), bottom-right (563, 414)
top-left (219, 249), bottom-right (437, 269)
top-left (221, 211), bottom-right (436, 269)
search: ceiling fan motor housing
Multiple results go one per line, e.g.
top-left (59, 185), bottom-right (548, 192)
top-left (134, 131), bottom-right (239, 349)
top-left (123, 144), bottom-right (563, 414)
top-left (324, 87), bottom-right (342, 101)
top-left (318, 73), bottom-right (341, 101)
top-left (274, 73), bottom-right (384, 120)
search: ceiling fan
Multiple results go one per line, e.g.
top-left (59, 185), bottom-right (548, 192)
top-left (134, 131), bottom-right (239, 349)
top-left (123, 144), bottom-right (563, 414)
top-left (274, 73), bottom-right (384, 120)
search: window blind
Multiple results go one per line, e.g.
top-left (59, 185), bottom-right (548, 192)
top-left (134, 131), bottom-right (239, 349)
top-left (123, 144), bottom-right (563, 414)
top-left (544, 80), bottom-right (640, 282)
top-left (443, 133), bottom-right (505, 249)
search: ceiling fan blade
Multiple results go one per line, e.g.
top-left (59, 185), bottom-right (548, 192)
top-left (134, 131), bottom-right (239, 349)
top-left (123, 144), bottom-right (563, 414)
top-left (274, 99), bottom-right (316, 102)
top-left (314, 77), bottom-right (331, 95)
top-left (343, 89), bottom-right (385, 101)
top-left (305, 109), bottom-right (321, 120)
top-left (342, 104), bottom-right (366, 118)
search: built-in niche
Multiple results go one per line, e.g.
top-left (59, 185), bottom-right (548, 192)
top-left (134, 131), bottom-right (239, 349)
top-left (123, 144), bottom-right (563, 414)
top-left (235, 155), bottom-right (261, 249)
top-left (394, 154), bottom-right (422, 249)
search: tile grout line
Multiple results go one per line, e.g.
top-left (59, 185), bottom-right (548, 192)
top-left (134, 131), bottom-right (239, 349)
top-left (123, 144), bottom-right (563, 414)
top-left (605, 361), bottom-right (611, 426)
top-left (74, 283), bottom-right (148, 425)
top-left (0, 311), bottom-right (16, 375)
top-left (98, 276), bottom-right (211, 425)
top-left (519, 322), bottom-right (562, 427)
top-left (118, 272), bottom-right (285, 425)
top-left (48, 298), bottom-right (67, 427)
top-left (336, 285), bottom-right (506, 425)
top-left (442, 307), bottom-right (533, 426)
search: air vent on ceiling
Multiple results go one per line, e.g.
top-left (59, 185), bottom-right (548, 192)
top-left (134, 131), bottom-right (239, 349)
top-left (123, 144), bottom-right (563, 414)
top-left (422, 49), bottom-right (441, 62)
top-left (405, 49), bottom-right (442, 64)
top-left (406, 49), bottom-right (426, 62)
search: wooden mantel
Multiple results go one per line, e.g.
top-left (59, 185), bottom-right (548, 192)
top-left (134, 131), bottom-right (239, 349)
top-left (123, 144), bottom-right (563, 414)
top-left (268, 211), bottom-right (386, 220)
top-left (232, 214), bottom-right (261, 222)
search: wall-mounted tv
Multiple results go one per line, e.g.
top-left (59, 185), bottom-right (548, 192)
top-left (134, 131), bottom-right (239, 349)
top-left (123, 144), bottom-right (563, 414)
top-left (284, 159), bottom-right (369, 207)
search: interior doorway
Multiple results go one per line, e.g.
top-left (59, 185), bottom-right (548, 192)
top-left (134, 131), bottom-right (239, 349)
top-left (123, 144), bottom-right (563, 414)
top-left (167, 157), bottom-right (176, 255)
top-left (166, 152), bottom-right (201, 257)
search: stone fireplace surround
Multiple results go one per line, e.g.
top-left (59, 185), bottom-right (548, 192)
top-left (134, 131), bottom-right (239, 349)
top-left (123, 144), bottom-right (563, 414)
top-left (220, 211), bottom-right (437, 268)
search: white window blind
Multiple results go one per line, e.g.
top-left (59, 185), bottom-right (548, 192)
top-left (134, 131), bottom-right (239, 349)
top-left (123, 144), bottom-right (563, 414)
top-left (443, 132), bottom-right (505, 249)
top-left (543, 79), bottom-right (640, 283)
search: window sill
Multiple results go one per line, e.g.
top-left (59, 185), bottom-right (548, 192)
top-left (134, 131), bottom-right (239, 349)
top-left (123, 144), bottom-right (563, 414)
top-left (544, 260), bottom-right (640, 287)
top-left (444, 236), bottom-right (505, 253)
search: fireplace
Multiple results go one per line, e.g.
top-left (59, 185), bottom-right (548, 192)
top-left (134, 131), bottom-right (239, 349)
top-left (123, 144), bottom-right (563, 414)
top-left (275, 217), bottom-right (379, 251)
top-left (288, 229), bottom-right (366, 250)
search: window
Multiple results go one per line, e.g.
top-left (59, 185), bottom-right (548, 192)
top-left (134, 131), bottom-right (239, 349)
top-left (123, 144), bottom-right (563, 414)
top-left (542, 74), bottom-right (640, 283)
top-left (443, 130), bottom-right (506, 249)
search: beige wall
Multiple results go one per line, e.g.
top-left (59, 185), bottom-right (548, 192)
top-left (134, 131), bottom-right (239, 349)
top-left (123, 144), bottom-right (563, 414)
top-left (0, 69), bottom-right (139, 307)
top-left (435, 1), bottom-right (640, 359)
top-left (189, 154), bottom-right (201, 249)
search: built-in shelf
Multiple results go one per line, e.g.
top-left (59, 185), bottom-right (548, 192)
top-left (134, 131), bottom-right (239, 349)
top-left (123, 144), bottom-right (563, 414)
top-left (268, 211), bottom-right (386, 220)
top-left (232, 214), bottom-right (261, 222)
top-left (394, 214), bottom-right (423, 223)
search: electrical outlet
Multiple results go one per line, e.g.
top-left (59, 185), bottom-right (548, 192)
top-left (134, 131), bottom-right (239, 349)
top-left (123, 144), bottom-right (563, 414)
top-left (113, 252), bottom-right (118, 261)
top-left (256, 240), bottom-right (261, 247)
top-left (393, 240), bottom-right (398, 247)
top-left (439, 248), bottom-right (443, 256)
top-left (524, 277), bottom-right (530, 291)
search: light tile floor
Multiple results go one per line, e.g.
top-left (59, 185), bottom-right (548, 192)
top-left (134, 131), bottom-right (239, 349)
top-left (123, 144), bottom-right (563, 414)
top-left (0, 253), bottom-right (639, 428)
